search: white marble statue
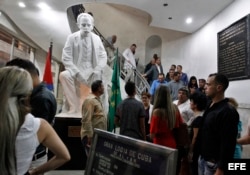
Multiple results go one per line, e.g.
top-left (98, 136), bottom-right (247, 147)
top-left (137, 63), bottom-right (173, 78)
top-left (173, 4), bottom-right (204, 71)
top-left (58, 13), bottom-right (108, 117)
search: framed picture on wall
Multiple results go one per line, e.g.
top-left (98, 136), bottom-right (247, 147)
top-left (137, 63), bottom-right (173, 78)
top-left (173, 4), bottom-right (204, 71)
top-left (217, 14), bottom-right (250, 81)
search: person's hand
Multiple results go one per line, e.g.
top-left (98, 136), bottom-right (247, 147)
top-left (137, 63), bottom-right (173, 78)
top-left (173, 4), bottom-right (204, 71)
top-left (28, 168), bottom-right (42, 175)
top-left (87, 137), bottom-right (92, 146)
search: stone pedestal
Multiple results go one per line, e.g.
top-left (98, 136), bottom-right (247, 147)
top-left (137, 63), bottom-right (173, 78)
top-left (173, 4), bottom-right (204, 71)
top-left (49, 116), bottom-right (86, 170)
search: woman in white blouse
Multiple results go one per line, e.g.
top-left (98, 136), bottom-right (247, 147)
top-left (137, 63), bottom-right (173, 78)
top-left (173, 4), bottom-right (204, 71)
top-left (0, 67), bottom-right (70, 175)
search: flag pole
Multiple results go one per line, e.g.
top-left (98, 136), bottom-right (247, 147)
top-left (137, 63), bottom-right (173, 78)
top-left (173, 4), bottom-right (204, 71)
top-left (49, 38), bottom-right (53, 64)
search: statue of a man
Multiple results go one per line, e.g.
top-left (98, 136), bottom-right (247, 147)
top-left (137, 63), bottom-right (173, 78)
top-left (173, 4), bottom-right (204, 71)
top-left (59, 13), bottom-right (108, 116)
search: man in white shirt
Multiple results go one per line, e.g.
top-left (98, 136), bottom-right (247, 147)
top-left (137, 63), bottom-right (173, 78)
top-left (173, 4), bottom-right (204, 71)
top-left (122, 44), bottom-right (137, 82)
top-left (173, 87), bottom-right (194, 123)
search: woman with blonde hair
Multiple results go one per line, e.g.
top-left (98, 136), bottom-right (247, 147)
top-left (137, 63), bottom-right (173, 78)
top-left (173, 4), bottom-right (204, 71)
top-left (150, 85), bottom-right (183, 148)
top-left (0, 66), bottom-right (32, 174)
top-left (0, 67), bottom-right (70, 175)
top-left (150, 85), bottom-right (185, 175)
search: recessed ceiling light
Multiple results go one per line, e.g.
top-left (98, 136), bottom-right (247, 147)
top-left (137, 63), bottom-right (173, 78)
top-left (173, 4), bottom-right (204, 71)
top-left (18, 2), bottom-right (26, 8)
top-left (186, 17), bottom-right (193, 24)
top-left (38, 2), bottom-right (51, 10)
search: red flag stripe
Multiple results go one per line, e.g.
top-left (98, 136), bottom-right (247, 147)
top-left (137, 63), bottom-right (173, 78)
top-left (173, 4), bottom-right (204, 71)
top-left (42, 44), bottom-right (53, 91)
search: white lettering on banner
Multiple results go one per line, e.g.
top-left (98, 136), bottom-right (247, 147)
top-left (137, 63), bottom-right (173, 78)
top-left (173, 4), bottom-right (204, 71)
top-left (137, 153), bottom-right (152, 163)
top-left (104, 141), bottom-right (113, 149)
top-left (228, 163), bottom-right (246, 170)
top-left (115, 145), bottom-right (128, 154)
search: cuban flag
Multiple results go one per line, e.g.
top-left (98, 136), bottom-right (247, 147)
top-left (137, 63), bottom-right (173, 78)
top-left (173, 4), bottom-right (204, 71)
top-left (43, 42), bottom-right (53, 91)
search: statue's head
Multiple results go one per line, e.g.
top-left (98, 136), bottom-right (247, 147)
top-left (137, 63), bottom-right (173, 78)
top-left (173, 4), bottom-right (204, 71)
top-left (77, 13), bottom-right (94, 36)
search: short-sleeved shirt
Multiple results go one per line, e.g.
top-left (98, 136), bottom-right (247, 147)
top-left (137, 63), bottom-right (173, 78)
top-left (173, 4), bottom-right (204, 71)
top-left (189, 116), bottom-right (202, 141)
top-left (116, 98), bottom-right (146, 140)
top-left (173, 99), bottom-right (194, 123)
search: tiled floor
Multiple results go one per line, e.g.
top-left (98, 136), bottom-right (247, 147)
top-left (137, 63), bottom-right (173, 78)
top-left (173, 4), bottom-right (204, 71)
top-left (45, 170), bottom-right (84, 175)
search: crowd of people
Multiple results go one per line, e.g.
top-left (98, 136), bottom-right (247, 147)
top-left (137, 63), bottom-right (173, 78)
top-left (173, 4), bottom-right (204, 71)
top-left (114, 52), bottom-right (247, 175)
top-left (1, 12), bottom-right (249, 175)
top-left (114, 72), bottom-right (244, 175)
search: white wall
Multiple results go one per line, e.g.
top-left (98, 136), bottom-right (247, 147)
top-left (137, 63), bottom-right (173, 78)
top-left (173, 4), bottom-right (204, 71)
top-left (0, 12), bottom-right (17, 33)
top-left (167, 1), bottom-right (250, 157)
top-left (162, 0), bottom-right (250, 105)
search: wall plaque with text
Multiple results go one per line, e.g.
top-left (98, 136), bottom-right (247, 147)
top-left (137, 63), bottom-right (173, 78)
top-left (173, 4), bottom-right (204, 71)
top-left (218, 14), bottom-right (250, 81)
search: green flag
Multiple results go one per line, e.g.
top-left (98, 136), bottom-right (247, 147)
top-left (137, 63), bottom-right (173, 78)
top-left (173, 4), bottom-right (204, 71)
top-left (108, 49), bottom-right (122, 132)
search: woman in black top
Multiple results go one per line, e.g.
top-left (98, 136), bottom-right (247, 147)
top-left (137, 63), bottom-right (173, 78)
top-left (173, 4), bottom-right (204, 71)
top-left (188, 92), bottom-right (207, 175)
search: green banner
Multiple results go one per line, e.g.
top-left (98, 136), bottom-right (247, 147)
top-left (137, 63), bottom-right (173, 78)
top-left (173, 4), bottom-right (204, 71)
top-left (108, 49), bottom-right (122, 132)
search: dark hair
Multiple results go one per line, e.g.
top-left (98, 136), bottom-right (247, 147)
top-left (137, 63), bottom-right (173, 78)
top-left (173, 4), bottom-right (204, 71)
top-left (141, 91), bottom-right (151, 98)
top-left (153, 54), bottom-right (158, 59)
top-left (209, 73), bottom-right (229, 91)
top-left (171, 64), bottom-right (176, 69)
top-left (6, 58), bottom-right (38, 76)
top-left (188, 76), bottom-right (198, 89)
top-left (198, 79), bottom-right (206, 83)
top-left (91, 80), bottom-right (102, 92)
top-left (155, 57), bottom-right (161, 62)
top-left (178, 87), bottom-right (189, 98)
top-left (173, 72), bottom-right (180, 76)
top-left (158, 73), bottom-right (165, 77)
top-left (88, 12), bottom-right (93, 16)
top-left (177, 65), bottom-right (182, 69)
top-left (125, 81), bottom-right (136, 96)
top-left (190, 92), bottom-right (208, 111)
top-left (131, 44), bottom-right (137, 47)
